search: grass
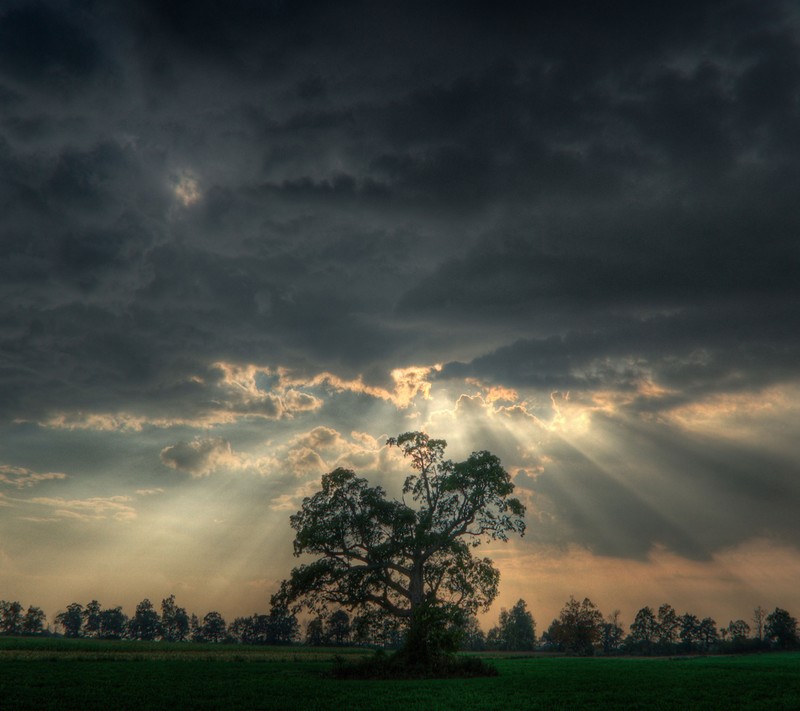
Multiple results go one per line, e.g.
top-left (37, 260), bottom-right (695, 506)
top-left (1, 638), bottom-right (799, 710)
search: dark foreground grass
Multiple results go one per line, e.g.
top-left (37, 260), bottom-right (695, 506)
top-left (1, 638), bottom-right (799, 710)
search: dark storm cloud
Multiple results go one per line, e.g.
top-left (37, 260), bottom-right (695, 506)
top-left (440, 295), bottom-right (800, 406)
top-left (0, 2), bottom-right (105, 93)
top-left (2, 0), bottom-right (799, 425)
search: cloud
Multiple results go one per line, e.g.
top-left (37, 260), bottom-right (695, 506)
top-left (278, 364), bottom-right (441, 409)
top-left (2, 0), bottom-right (800, 617)
top-left (28, 495), bottom-right (136, 522)
top-left (289, 425), bottom-right (347, 451)
top-left (160, 437), bottom-right (237, 477)
top-left (31, 362), bottom-right (326, 432)
top-left (135, 488), bottom-right (164, 497)
top-left (0, 465), bottom-right (66, 488)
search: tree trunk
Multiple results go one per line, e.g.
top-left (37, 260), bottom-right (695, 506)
top-left (399, 562), bottom-right (431, 666)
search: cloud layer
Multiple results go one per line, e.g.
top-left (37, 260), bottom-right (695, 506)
top-left (1, 0), bottom-right (799, 623)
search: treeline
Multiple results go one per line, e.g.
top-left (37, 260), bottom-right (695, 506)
top-left (3, 595), bottom-right (799, 656)
top-left (0, 595), bottom-right (406, 648)
top-left (468, 597), bottom-right (800, 656)
top-left (0, 601), bottom-right (47, 636)
top-left (0, 596), bottom-right (299, 645)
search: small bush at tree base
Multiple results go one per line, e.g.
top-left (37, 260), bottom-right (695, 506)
top-left (327, 650), bottom-right (498, 680)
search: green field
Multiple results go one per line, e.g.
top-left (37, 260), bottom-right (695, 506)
top-left (1, 638), bottom-right (799, 710)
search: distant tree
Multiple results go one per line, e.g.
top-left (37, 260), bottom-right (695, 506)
top-left (600, 610), bottom-right (625, 654)
top-left (305, 616), bottom-right (325, 646)
top-left (160, 595), bottom-right (190, 642)
top-left (228, 616), bottom-right (247, 643)
top-left (199, 611), bottom-right (227, 643)
top-left (266, 603), bottom-right (299, 645)
top-left (327, 610), bottom-right (351, 646)
top-left (727, 619), bottom-right (750, 643)
top-left (546, 597), bottom-right (602, 656)
top-left (628, 606), bottom-right (658, 654)
top-left (128, 599), bottom-right (161, 641)
top-left (243, 615), bottom-right (271, 645)
top-left (0, 600), bottom-right (23, 635)
top-left (275, 432), bottom-right (525, 666)
top-left (488, 599), bottom-right (536, 651)
top-left (678, 613), bottom-right (701, 652)
top-left (99, 607), bottom-right (127, 640)
top-left (55, 603), bottom-right (84, 638)
top-left (656, 604), bottom-right (679, 650)
top-left (351, 611), bottom-right (403, 648)
top-left (753, 606), bottom-right (766, 641)
top-left (189, 613), bottom-right (202, 642)
top-left (726, 620), bottom-right (761, 652)
top-left (698, 617), bottom-right (719, 651)
top-left (459, 613), bottom-right (487, 651)
top-left (83, 600), bottom-right (102, 638)
top-left (22, 606), bottom-right (47, 636)
top-left (765, 608), bottom-right (798, 650)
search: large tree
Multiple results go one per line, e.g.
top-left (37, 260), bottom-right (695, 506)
top-left (276, 431), bottom-right (525, 664)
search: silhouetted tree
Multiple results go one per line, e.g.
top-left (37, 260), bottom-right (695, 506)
top-left (99, 607), bottom-right (127, 640)
top-left (189, 613), bottom-right (202, 642)
top-left (727, 619), bottom-right (750, 642)
top-left (276, 432), bottom-right (525, 667)
top-left (545, 597), bottom-right (602, 655)
top-left (243, 615), bottom-right (271, 645)
top-left (459, 613), bottom-right (486, 651)
top-left (227, 606), bottom-right (299, 645)
top-left (55, 603), bottom-right (84, 638)
top-left (327, 610), bottom-right (351, 646)
top-left (765, 608), bottom-right (798, 649)
top-left (266, 603), bottom-right (298, 645)
top-left (83, 600), bottom-right (102, 638)
top-left (128, 599), bottom-right (160, 641)
top-left (487, 599), bottom-right (536, 651)
top-left (351, 611), bottom-right (403, 648)
top-left (628, 606), bottom-right (658, 654)
top-left (0, 600), bottom-right (23, 635)
top-left (199, 611), bottom-right (227, 643)
top-left (160, 595), bottom-right (190, 642)
top-left (753, 605), bottom-right (766, 641)
top-left (600, 610), bottom-right (625, 654)
top-left (305, 616), bottom-right (325, 646)
top-left (721, 619), bottom-right (752, 651)
top-left (698, 617), bottom-right (719, 651)
top-left (22, 606), bottom-right (46, 635)
top-left (678, 613), bottom-right (701, 652)
top-left (656, 604), bottom-right (679, 650)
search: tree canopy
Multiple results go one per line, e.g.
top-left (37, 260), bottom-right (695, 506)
top-left (275, 431), bottom-right (526, 664)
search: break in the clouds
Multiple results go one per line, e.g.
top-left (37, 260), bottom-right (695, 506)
top-left (1, 0), bottom-right (800, 624)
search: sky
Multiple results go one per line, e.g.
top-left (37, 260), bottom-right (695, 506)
top-left (2, 0), bottom-right (800, 632)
